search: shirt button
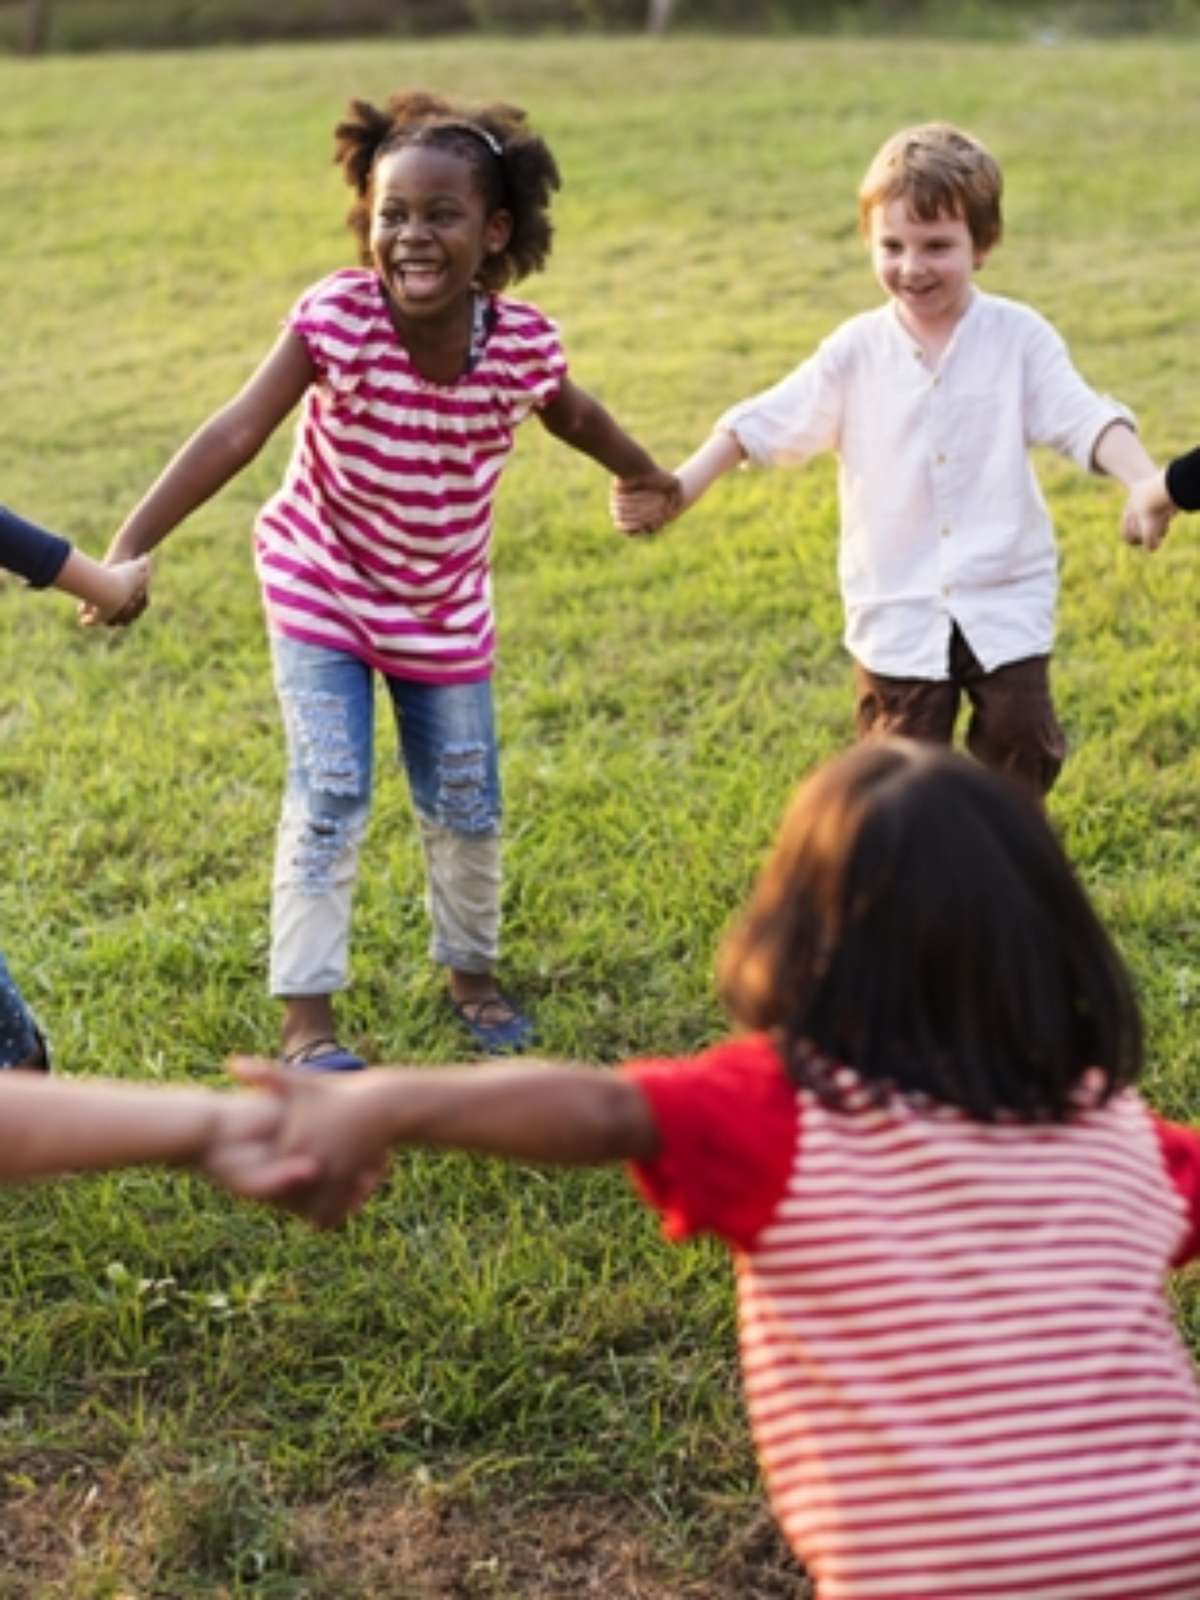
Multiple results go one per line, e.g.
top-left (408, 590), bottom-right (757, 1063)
top-left (941, 525), bottom-right (951, 537)
top-left (942, 584), bottom-right (952, 596)
top-left (936, 453), bottom-right (946, 464)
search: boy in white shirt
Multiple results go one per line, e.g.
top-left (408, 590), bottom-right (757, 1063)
top-left (613, 122), bottom-right (1164, 796)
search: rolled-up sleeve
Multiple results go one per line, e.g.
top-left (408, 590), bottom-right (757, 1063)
top-left (1022, 313), bottom-right (1133, 469)
top-left (717, 330), bottom-right (846, 469)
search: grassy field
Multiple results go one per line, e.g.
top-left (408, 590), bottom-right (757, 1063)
top-left (1, 30), bottom-right (1199, 1598)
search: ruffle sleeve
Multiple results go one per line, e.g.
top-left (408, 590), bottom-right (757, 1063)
top-left (487, 297), bottom-right (568, 426)
top-left (285, 269), bottom-right (382, 410)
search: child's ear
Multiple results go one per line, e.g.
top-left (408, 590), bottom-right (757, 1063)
top-left (485, 209), bottom-right (514, 257)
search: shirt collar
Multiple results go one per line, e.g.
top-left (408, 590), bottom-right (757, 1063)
top-left (887, 286), bottom-right (982, 367)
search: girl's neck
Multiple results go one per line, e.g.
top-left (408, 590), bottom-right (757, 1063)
top-left (385, 288), bottom-right (478, 385)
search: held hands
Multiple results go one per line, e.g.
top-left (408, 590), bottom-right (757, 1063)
top-left (1120, 470), bottom-right (1175, 552)
top-left (193, 1087), bottom-right (324, 1203)
top-left (228, 1057), bottom-right (391, 1230)
top-left (79, 553), bottom-right (152, 629)
top-left (610, 468), bottom-right (682, 538)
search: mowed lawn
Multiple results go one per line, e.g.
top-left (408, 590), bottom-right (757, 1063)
top-left (1, 30), bottom-right (1198, 1598)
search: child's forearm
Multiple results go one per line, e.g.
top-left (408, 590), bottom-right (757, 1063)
top-left (54, 548), bottom-right (130, 612)
top-left (108, 418), bottom-right (257, 560)
top-left (359, 1061), bottom-right (659, 1166)
top-left (0, 1077), bottom-right (218, 1181)
top-left (675, 430), bottom-right (746, 509)
top-left (543, 394), bottom-right (661, 480)
top-left (1091, 420), bottom-right (1158, 486)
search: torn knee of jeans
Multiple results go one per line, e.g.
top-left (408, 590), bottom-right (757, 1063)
top-left (292, 690), bottom-right (361, 798)
top-left (433, 743), bottom-right (495, 833)
top-left (291, 814), bottom-right (352, 892)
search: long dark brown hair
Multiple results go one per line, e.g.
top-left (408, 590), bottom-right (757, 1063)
top-left (718, 741), bottom-right (1142, 1122)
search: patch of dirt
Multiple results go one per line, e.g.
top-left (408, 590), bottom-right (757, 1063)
top-left (292, 1488), bottom-right (812, 1598)
top-left (0, 1455), bottom-right (812, 1598)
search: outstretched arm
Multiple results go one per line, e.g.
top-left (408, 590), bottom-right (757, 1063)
top-left (0, 1073), bottom-right (317, 1200)
top-left (89, 330), bottom-right (315, 624)
top-left (231, 1056), bottom-right (660, 1230)
top-left (538, 378), bottom-right (680, 520)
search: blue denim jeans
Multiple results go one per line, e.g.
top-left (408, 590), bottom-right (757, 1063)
top-left (0, 949), bottom-right (41, 1068)
top-left (269, 634), bottom-right (502, 996)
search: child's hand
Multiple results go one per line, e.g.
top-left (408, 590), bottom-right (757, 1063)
top-left (1121, 471), bottom-right (1175, 552)
top-left (192, 1088), bottom-right (323, 1203)
top-left (79, 556), bottom-right (152, 628)
top-left (227, 1057), bottom-right (390, 1229)
top-left (610, 469), bottom-right (682, 537)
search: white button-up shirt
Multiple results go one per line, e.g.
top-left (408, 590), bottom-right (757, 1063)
top-left (717, 291), bottom-right (1132, 678)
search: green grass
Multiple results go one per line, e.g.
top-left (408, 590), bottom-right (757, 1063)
top-left (1, 31), bottom-right (1199, 1596)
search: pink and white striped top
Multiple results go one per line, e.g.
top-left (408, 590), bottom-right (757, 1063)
top-left (625, 1033), bottom-right (1200, 1598)
top-left (254, 269), bottom-right (567, 683)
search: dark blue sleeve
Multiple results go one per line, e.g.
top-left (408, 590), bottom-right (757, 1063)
top-left (1165, 446), bottom-right (1200, 513)
top-left (0, 504), bottom-right (72, 587)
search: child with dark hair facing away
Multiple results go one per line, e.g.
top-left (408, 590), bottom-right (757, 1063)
top-left (614, 123), bottom-right (1168, 799)
top-left (239, 741), bottom-right (1200, 1599)
top-left (98, 91), bottom-right (677, 1066)
top-left (1, 504), bottom-right (149, 1068)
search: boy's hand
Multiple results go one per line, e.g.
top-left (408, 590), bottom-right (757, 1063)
top-left (79, 555), bottom-right (151, 628)
top-left (193, 1089), bottom-right (322, 1203)
top-left (1121, 471), bottom-right (1175, 552)
top-left (610, 469), bottom-right (681, 537)
top-left (227, 1057), bottom-right (390, 1229)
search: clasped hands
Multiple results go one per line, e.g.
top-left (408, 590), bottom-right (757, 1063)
top-left (215, 1058), bottom-right (395, 1230)
top-left (1120, 471), bottom-right (1176, 551)
top-left (611, 468), bottom-right (682, 537)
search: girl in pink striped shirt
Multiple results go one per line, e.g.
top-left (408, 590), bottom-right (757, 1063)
top-left (101, 90), bottom-right (677, 1067)
top-left (242, 739), bottom-right (1200, 1598)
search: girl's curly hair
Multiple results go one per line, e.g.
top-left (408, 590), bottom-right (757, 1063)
top-left (333, 89), bottom-right (560, 292)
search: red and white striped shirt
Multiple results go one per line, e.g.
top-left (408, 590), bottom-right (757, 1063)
top-left (625, 1034), bottom-right (1200, 1598)
top-left (254, 269), bottom-right (566, 683)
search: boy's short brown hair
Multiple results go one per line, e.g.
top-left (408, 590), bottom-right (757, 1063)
top-left (857, 122), bottom-right (1003, 253)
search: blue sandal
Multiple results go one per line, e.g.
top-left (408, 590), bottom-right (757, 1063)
top-left (282, 1037), bottom-right (367, 1074)
top-left (450, 991), bottom-right (534, 1055)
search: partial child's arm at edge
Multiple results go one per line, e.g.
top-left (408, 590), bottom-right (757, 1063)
top-left (232, 1056), bottom-right (660, 1230)
top-left (0, 506), bottom-right (149, 622)
top-left (97, 330), bottom-right (315, 590)
top-left (0, 1073), bottom-right (317, 1200)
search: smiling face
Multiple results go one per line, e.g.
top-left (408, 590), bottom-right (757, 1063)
top-left (369, 143), bottom-right (512, 323)
top-left (869, 197), bottom-right (988, 342)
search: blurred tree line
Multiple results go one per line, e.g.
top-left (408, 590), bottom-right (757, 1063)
top-left (5, 0), bottom-right (1200, 53)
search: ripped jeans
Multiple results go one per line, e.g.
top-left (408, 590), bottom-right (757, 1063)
top-left (268, 634), bottom-right (502, 997)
